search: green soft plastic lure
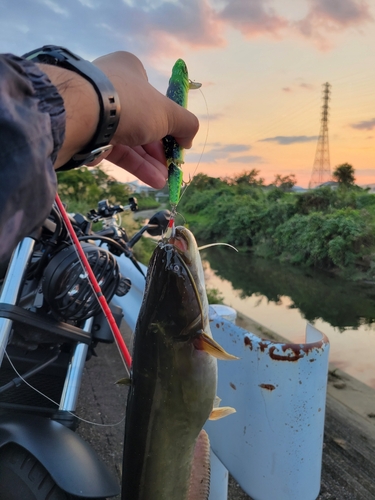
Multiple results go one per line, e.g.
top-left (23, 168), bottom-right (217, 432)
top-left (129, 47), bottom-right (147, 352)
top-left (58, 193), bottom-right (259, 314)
top-left (163, 59), bottom-right (201, 217)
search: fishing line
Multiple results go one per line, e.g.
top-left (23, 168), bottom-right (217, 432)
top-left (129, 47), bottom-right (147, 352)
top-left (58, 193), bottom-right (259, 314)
top-left (4, 350), bottom-right (126, 428)
top-left (198, 243), bottom-right (238, 252)
top-left (178, 87), bottom-right (210, 206)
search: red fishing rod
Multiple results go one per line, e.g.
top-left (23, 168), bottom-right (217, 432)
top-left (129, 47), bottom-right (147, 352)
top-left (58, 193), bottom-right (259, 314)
top-left (55, 194), bottom-right (132, 370)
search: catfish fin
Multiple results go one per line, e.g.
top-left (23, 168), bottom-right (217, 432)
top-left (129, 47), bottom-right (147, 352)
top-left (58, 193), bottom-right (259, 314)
top-left (209, 407), bottom-right (236, 421)
top-left (197, 332), bottom-right (239, 360)
top-left (188, 429), bottom-right (210, 500)
top-left (213, 396), bottom-right (222, 408)
top-left (115, 377), bottom-right (131, 386)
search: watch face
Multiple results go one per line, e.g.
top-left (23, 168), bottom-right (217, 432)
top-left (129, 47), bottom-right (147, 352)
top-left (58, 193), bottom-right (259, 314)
top-left (24, 49), bottom-right (45, 60)
top-left (24, 47), bottom-right (64, 65)
top-left (36, 54), bottom-right (59, 65)
top-left (73, 145), bottom-right (113, 166)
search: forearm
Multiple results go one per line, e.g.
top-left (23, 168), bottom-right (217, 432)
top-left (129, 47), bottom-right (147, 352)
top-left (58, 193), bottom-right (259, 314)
top-left (38, 64), bottom-right (100, 169)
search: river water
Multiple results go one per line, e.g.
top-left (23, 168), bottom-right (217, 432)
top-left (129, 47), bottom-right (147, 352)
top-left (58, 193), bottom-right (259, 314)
top-left (201, 247), bottom-right (375, 389)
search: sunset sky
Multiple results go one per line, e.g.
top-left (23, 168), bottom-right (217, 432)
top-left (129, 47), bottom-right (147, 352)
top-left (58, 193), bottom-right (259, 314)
top-left (2, 0), bottom-right (375, 187)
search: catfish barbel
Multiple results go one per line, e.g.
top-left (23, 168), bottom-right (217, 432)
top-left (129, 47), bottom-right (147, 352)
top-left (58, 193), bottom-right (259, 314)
top-left (121, 226), bottom-right (236, 500)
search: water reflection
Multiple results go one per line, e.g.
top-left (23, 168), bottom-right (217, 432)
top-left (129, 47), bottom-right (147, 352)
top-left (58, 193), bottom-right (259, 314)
top-left (202, 247), bottom-right (375, 331)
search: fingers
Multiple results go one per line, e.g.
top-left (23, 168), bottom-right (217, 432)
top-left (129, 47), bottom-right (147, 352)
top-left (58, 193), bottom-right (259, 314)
top-left (93, 51), bottom-right (199, 149)
top-left (106, 143), bottom-right (168, 189)
top-left (166, 99), bottom-right (200, 149)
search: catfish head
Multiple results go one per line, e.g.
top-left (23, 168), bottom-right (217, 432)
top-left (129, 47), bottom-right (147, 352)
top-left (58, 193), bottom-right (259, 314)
top-left (136, 225), bottom-right (235, 361)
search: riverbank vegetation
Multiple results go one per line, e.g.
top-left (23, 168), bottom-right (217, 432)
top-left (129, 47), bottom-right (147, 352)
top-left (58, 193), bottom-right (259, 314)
top-left (57, 165), bottom-right (160, 212)
top-left (56, 164), bottom-right (375, 280)
top-left (56, 165), bottom-right (159, 262)
top-left (178, 167), bottom-right (375, 280)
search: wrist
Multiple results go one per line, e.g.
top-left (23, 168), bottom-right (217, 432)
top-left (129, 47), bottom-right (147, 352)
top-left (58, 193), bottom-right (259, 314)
top-left (40, 64), bottom-right (100, 168)
top-left (24, 46), bottom-right (120, 170)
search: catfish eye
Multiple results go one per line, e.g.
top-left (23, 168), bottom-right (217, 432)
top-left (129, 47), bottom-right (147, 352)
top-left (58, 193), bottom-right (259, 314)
top-left (173, 265), bottom-right (180, 273)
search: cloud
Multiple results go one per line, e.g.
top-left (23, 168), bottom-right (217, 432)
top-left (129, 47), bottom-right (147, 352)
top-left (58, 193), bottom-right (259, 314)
top-left (144, 0), bottom-right (225, 50)
top-left (188, 142), bottom-right (251, 163)
top-left (1, 0), bottom-right (373, 66)
top-left (0, 0), bottom-right (226, 60)
top-left (299, 82), bottom-right (315, 90)
top-left (197, 113), bottom-right (223, 121)
top-left (310, 0), bottom-right (371, 25)
top-left (40, 0), bottom-right (69, 16)
top-left (350, 118), bottom-right (375, 130)
top-left (211, 144), bottom-right (251, 153)
top-left (216, 0), bottom-right (287, 37)
top-left (295, 0), bottom-right (373, 48)
top-left (282, 81), bottom-right (315, 93)
top-left (228, 155), bottom-right (265, 163)
top-left (259, 135), bottom-right (318, 145)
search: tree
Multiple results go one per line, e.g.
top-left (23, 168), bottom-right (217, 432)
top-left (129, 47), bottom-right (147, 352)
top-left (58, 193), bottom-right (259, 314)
top-left (233, 169), bottom-right (264, 186)
top-left (333, 163), bottom-right (355, 186)
top-left (106, 180), bottom-right (131, 204)
top-left (190, 173), bottom-right (225, 191)
top-left (57, 164), bottom-right (131, 206)
top-left (273, 174), bottom-right (297, 192)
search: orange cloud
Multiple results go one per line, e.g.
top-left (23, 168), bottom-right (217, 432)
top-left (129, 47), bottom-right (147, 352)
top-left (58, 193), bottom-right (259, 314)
top-left (294, 0), bottom-right (373, 49)
top-left (217, 0), bottom-right (288, 37)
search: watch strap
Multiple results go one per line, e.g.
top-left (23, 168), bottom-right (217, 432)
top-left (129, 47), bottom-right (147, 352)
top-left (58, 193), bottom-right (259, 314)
top-left (23, 45), bottom-right (120, 170)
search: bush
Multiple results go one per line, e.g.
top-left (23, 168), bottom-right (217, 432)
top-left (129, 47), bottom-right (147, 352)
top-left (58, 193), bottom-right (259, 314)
top-left (272, 209), bottom-right (374, 268)
top-left (176, 172), bottom-right (375, 277)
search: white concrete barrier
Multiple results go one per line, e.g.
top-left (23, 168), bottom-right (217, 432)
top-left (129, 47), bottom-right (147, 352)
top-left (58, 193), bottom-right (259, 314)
top-left (205, 311), bottom-right (330, 500)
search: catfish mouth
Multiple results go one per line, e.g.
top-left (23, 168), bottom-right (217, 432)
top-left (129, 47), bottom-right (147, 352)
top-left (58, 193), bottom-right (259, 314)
top-left (168, 227), bottom-right (189, 254)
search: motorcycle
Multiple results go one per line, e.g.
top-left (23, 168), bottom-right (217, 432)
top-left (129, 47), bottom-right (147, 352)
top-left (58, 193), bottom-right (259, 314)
top-left (0, 198), bottom-right (170, 500)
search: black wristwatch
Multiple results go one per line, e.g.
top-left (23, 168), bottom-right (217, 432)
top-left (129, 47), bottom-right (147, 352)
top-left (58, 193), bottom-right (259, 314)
top-left (23, 45), bottom-right (120, 170)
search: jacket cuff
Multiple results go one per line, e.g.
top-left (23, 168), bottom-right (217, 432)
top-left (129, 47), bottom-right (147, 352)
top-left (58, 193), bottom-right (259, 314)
top-left (5, 54), bottom-right (66, 164)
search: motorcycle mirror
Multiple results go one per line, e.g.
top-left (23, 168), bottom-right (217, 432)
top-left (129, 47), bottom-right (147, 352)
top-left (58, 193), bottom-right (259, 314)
top-left (129, 197), bottom-right (138, 212)
top-left (147, 210), bottom-right (171, 236)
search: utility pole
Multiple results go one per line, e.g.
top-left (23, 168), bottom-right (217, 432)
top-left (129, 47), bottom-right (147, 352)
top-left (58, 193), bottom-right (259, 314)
top-left (309, 82), bottom-right (332, 189)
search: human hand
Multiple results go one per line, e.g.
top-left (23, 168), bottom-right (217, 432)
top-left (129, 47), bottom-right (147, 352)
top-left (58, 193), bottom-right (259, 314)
top-left (92, 51), bottom-right (199, 188)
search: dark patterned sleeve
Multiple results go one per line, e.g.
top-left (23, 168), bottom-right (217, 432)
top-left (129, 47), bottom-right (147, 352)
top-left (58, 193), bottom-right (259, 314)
top-left (0, 54), bottom-right (65, 262)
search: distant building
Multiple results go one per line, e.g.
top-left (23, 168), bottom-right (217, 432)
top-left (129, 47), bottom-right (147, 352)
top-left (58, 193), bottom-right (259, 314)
top-left (314, 181), bottom-right (339, 190)
top-left (125, 180), bottom-right (156, 195)
top-left (155, 191), bottom-right (169, 203)
top-left (361, 184), bottom-right (375, 193)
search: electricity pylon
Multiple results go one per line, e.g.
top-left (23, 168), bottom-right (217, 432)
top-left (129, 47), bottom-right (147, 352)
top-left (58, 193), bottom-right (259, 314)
top-left (309, 82), bottom-right (332, 189)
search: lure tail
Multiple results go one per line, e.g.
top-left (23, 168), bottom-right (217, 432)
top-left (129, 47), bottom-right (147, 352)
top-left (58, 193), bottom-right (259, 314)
top-left (168, 162), bottom-right (183, 213)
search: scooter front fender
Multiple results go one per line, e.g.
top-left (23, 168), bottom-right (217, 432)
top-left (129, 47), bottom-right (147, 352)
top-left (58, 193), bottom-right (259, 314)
top-left (0, 414), bottom-right (120, 498)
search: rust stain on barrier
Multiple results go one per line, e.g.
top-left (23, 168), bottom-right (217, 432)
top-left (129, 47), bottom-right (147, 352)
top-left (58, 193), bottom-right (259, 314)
top-left (259, 384), bottom-right (276, 391)
top-left (244, 333), bottom-right (328, 360)
top-left (259, 341), bottom-right (269, 352)
top-left (269, 346), bottom-right (302, 362)
top-left (269, 340), bottom-right (325, 362)
top-left (244, 337), bottom-right (253, 349)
